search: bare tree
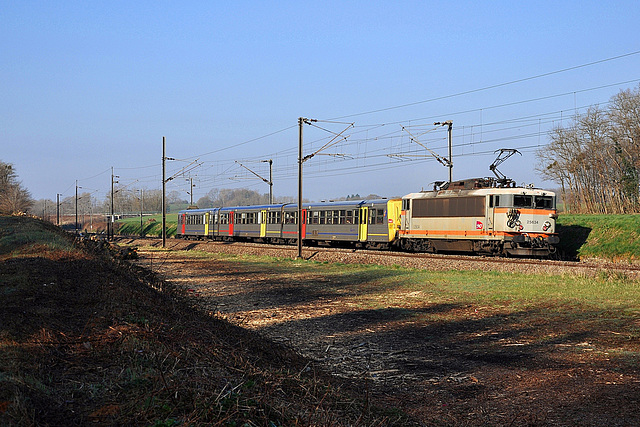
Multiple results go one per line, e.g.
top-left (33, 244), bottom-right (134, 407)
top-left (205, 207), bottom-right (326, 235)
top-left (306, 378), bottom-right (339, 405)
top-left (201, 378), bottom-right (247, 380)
top-left (608, 85), bottom-right (640, 210)
top-left (195, 187), bottom-right (302, 208)
top-left (0, 161), bottom-right (33, 214)
top-left (536, 85), bottom-right (640, 214)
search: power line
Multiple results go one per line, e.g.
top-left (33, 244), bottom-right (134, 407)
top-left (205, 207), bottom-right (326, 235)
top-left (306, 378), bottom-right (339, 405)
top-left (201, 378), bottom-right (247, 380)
top-left (182, 124), bottom-right (297, 160)
top-left (71, 74), bottom-right (640, 199)
top-left (328, 50), bottom-right (640, 120)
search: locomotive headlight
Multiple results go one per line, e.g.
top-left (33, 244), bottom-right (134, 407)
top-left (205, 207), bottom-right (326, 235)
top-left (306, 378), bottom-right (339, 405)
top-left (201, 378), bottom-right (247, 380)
top-left (548, 213), bottom-right (558, 219)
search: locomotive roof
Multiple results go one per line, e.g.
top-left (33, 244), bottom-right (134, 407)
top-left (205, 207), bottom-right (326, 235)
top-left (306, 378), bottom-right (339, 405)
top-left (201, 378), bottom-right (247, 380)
top-left (403, 185), bottom-right (556, 200)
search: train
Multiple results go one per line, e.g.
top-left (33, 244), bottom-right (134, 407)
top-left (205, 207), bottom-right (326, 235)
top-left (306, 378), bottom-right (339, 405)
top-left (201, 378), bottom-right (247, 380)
top-left (176, 176), bottom-right (559, 257)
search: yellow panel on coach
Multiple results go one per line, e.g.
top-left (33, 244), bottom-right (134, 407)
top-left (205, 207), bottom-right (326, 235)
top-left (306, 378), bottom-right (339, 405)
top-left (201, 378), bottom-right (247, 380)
top-left (387, 199), bottom-right (402, 242)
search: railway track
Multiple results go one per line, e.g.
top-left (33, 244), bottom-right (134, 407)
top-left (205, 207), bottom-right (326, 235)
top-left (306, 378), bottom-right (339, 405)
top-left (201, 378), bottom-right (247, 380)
top-left (111, 235), bottom-right (640, 278)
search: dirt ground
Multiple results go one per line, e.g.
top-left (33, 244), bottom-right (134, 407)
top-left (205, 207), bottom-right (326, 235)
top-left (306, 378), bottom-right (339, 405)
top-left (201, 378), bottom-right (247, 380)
top-left (132, 242), bottom-right (640, 426)
top-left (2, 227), bottom-right (394, 425)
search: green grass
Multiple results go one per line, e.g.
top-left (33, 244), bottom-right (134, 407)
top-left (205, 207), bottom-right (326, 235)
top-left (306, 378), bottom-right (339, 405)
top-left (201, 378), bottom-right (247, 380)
top-left (0, 215), bottom-right (74, 255)
top-left (116, 214), bottom-right (177, 237)
top-left (143, 247), bottom-right (640, 313)
top-left (557, 214), bottom-right (640, 261)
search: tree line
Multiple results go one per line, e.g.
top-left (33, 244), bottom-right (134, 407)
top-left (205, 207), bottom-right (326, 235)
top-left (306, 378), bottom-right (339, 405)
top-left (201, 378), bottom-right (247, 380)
top-left (536, 85), bottom-right (640, 213)
top-left (30, 187), bottom-right (288, 221)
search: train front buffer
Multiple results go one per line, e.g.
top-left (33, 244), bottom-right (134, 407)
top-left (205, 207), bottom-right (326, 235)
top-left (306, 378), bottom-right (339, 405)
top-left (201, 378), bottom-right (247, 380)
top-left (499, 206), bottom-right (559, 257)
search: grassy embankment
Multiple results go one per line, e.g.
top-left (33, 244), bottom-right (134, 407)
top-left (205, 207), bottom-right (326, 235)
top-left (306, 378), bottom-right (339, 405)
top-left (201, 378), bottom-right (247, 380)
top-left (557, 214), bottom-right (640, 261)
top-left (116, 213), bottom-right (177, 237)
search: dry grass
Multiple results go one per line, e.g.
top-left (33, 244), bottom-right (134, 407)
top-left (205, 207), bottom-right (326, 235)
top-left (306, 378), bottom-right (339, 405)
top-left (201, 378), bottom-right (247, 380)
top-left (134, 245), bottom-right (640, 426)
top-left (0, 216), bottom-right (407, 426)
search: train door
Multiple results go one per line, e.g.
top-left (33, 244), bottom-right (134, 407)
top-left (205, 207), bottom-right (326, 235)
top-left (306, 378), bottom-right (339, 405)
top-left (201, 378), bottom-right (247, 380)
top-left (260, 210), bottom-right (267, 238)
top-left (301, 209), bottom-right (307, 239)
top-left (401, 199), bottom-right (410, 231)
top-left (212, 208), bottom-right (219, 238)
top-left (358, 207), bottom-right (368, 241)
top-left (204, 212), bottom-right (210, 236)
top-left (180, 213), bottom-right (186, 235)
top-left (228, 211), bottom-right (234, 236)
top-left (487, 195), bottom-right (496, 232)
top-left (387, 200), bottom-right (402, 241)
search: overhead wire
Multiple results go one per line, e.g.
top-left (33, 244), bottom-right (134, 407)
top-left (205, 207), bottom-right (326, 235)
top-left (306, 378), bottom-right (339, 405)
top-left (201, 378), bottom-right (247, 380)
top-left (327, 50), bottom-right (640, 120)
top-left (76, 51), bottom-right (640, 199)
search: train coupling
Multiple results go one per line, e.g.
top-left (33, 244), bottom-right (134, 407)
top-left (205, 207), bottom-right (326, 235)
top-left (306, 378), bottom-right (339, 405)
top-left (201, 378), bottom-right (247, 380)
top-left (512, 234), bottom-right (559, 246)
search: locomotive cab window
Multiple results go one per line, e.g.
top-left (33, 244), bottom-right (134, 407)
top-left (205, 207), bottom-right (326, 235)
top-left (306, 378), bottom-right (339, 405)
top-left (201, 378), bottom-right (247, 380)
top-left (534, 196), bottom-right (554, 209)
top-left (513, 195), bottom-right (533, 208)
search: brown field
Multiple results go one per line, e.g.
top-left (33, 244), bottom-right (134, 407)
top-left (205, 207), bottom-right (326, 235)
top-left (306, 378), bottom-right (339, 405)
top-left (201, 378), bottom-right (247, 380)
top-left (2, 216), bottom-right (639, 426)
top-left (131, 240), bottom-right (640, 426)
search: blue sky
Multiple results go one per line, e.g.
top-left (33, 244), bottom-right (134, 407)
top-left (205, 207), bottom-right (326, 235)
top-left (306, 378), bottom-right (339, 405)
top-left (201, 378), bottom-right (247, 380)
top-left (3, 1), bottom-right (640, 203)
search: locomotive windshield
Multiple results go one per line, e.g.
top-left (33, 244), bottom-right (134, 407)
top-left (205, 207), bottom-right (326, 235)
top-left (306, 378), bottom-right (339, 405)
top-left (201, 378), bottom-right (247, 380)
top-left (513, 195), bottom-right (532, 208)
top-left (511, 194), bottom-right (555, 209)
top-left (534, 196), bottom-right (555, 209)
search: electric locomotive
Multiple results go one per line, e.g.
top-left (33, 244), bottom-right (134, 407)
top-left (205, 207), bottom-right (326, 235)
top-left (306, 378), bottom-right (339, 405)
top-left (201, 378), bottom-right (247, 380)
top-left (398, 177), bottom-right (558, 256)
